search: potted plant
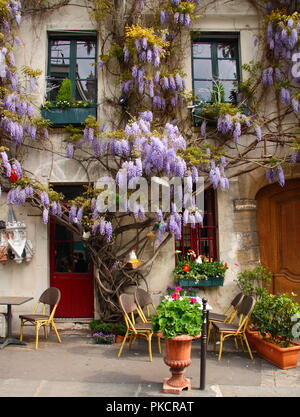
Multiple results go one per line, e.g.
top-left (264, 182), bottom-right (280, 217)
top-left (249, 291), bottom-right (300, 369)
top-left (92, 332), bottom-right (115, 345)
top-left (151, 286), bottom-right (203, 393)
top-left (89, 320), bottom-right (127, 343)
top-left (173, 250), bottom-right (228, 287)
top-left (41, 78), bottom-right (96, 126)
top-left (235, 264), bottom-right (273, 345)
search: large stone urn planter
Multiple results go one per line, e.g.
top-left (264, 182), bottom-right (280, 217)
top-left (248, 331), bottom-right (300, 370)
top-left (162, 334), bottom-right (200, 394)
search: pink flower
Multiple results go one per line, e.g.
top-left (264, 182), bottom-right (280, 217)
top-left (172, 293), bottom-right (180, 300)
top-left (190, 297), bottom-right (197, 304)
top-left (175, 286), bottom-right (182, 292)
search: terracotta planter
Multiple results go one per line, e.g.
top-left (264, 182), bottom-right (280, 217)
top-left (115, 335), bottom-right (125, 343)
top-left (162, 334), bottom-right (201, 393)
top-left (250, 332), bottom-right (300, 369)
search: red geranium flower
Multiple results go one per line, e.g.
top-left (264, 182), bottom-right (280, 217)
top-left (171, 293), bottom-right (180, 300)
top-left (175, 286), bottom-right (182, 292)
top-left (10, 168), bottom-right (19, 183)
top-left (182, 264), bottom-right (191, 272)
top-left (190, 297), bottom-right (197, 304)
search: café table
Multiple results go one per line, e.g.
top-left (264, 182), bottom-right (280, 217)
top-left (0, 296), bottom-right (33, 349)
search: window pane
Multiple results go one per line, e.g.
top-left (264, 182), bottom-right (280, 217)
top-left (217, 43), bottom-right (236, 59)
top-left (47, 78), bottom-right (63, 101)
top-left (193, 59), bottom-right (212, 80)
top-left (194, 80), bottom-right (213, 101)
top-left (193, 43), bottom-right (211, 58)
top-left (50, 59), bottom-right (70, 76)
top-left (55, 223), bottom-right (73, 241)
top-left (222, 80), bottom-right (238, 101)
top-left (55, 242), bottom-right (73, 272)
top-left (76, 40), bottom-right (96, 57)
top-left (75, 79), bottom-right (96, 101)
top-left (50, 40), bottom-right (70, 59)
top-left (73, 242), bottom-right (89, 273)
top-left (76, 59), bottom-right (95, 79)
top-left (218, 60), bottom-right (237, 79)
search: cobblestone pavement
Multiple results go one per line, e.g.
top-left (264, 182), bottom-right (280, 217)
top-left (0, 330), bottom-right (299, 399)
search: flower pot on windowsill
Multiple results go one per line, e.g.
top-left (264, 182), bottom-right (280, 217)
top-left (178, 277), bottom-right (224, 287)
top-left (41, 106), bottom-right (97, 126)
top-left (249, 332), bottom-right (300, 369)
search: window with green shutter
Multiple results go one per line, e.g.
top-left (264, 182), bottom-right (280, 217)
top-left (192, 33), bottom-right (240, 105)
top-left (47, 32), bottom-right (97, 104)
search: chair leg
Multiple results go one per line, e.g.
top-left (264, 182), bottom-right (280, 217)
top-left (218, 333), bottom-right (224, 361)
top-left (43, 325), bottom-right (47, 339)
top-left (35, 323), bottom-right (39, 350)
top-left (51, 321), bottom-right (61, 343)
top-left (148, 333), bottom-right (153, 362)
top-left (243, 334), bottom-right (254, 360)
top-left (118, 331), bottom-right (129, 358)
top-left (20, 321), bottom-right (24, 342)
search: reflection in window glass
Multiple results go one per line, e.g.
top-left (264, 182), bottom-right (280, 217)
top-left (217, 43), bottom-right (236, 59)
top-left (75, 79), bottom-right (96, 101)
top-left (50, 40), bottom-right (70, 58)
top-left (192, 43), bottom-right (211, 58)
top-left (218, 60), bottom-right (237, 79)
top-left (194, 80), bottom-right (213, 101)
top-left (193, 59), bottom-right (212, 80)
top-left (222, 80), bottom-right (237, 101)
top-left (76, 40), bottom-right (96, 57)
top-left (76, 59), bottom-right (95, 79)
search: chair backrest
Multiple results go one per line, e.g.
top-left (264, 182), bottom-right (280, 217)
top-left (237, 295), bottom-right (256, 317)
top-left (230, 292), bottom-right (244, 308)
top-left (135, 288), bottom-right (152, 308)
top-left (119, 293), bottom-right (138, 315)
top-left (235, 295), bottom-right (256, 332)
top-left (39, 287), bottom-right (61, 306)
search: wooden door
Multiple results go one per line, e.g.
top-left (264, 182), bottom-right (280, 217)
top-left (256, 179), bottom-right (300, 303)
top-left (50, 220), bottom-right (94, 318)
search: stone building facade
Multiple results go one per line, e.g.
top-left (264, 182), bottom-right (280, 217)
top-left (0, 0), bottom-right (299, 336)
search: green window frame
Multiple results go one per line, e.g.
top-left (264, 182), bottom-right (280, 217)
top-left (47, 31), bottom-right (98, 104)
top-left (192, 32), bottom-right (241, 105)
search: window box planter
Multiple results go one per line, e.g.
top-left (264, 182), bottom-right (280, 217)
top-left (178, 277), bottom-right (224, 287)
top-left (41, 107), bottom-right (97, 126)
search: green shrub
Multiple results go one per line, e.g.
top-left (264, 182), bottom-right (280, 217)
top-left (89, 320), bottom-right (126, 336)
top-left (251, 292), bottom-right (300, 347)
top-left (235, 265), bottom-right (272, 299)
top-left (56, 78), bottom-right (74, 104)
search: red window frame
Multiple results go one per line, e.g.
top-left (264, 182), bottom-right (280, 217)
top-left (175, 188), bottom-right (217, 261)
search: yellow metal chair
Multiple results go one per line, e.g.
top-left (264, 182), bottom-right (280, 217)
top-left (212, 295), bottom-right (256, 360)
top-left (19, 287), bottom-right (62, 350)
top-left (134, 288), bottom-right (158, 323)
top-left (118, 293), bottom-right (161, 362)
top-left (208, 292), bottom-right (244, 343)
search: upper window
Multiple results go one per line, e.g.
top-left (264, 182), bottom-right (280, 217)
top-left (47, 32), bottom-right (97, 104)
top-left (192, 33), bottom-right (240, 104)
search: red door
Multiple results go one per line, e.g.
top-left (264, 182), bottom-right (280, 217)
top-left (50, 219), bottom-right (94, 318)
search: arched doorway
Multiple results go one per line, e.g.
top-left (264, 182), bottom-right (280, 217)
top-left (256, 179), bottom-right (300, 304)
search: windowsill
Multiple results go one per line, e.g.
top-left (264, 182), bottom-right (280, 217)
top-left (41, 106), bottom-right (97, 127)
